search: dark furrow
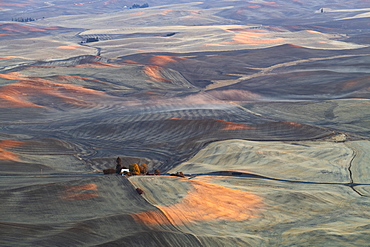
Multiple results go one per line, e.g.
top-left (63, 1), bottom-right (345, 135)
top-left (347, 149), bottom-right (364, 196)
top-left (189, 172), bottom-right (370, 187)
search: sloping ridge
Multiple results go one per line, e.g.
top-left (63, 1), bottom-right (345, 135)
top-left (0, 176), bottom-right (203, 246)
top-left (33, 55), bottom-right (112, 67)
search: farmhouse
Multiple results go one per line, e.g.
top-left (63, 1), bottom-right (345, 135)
top-left (121, 168), bottom-right (130, 174)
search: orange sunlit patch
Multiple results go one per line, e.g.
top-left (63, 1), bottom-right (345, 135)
top-left (205, 43), bottom-right (225, 47)
top-left (91, 61), bottom-right (121, 67)
top-left (25, 26), bottom-right (45, 32)
top-left (133, 180), bottom-right (262, 226)
top-left (58, 83), bottom-right (104, 95)
top-left (287, 44), bottom-right (302, 48)
top-left (306, 30), bottom-right (322, 34)
top-left (0, 140), bottom-right (24, 149)
top-left (60, 183), bottom-right (98, 201)
top-left (0, 56), bottom-right (17, 60)
top-left (227, 28), bottom-right (255, 32)
top-left (214, 119), bottom-right (254, 130)
top-left (160, 9), bottom-right (173, 15)
top-left (44, 26), bottom-right (59, 30)
top-left (282, 121), bottom-right (302, 127)
top-left (130, 11), bottom-right (145, 16)
top-left (144, 65), bottom-right (170, 82)
top-left (235, 9), bottom-right (245, 15)
top-left (149, 55), bottom-right (184, 66)
top-left (248, 5), bottom-right (261, 8)
top-left (343, 80), bottom-right (359, 89)
top-left (234, 37), bottom-right (285, 45)
top-left (56, 45), bottom-right (80, 49)
top-left (0, 149), bottom-right (19, 161)
top-left (132, 211), bottom-right (171, 225)
top-left (207, 29), bottom-right (285, 46)
top-left (0, 79), bottom-right (43, 108)
top-left (0, 94), bottom-right (41, 108)
top-left (72, 62), bottom-right (121, 68)
top-left (61, 183), bottom-right (98, 191)
top-left (352, 100), bottom-right (370, 106)
top-left (0, 3), bottom-right (27, 7)
top-left (2, 24), bottom-right (45, 32)
top-left (261, 2), bottom-right (282, 7)
top-left (0, 24), bottom-right (59, 33)
top-left (0, 72), bottom-right (27, 80)
top-left (0, 140), bottom-right (24, 161)
top-left (0, 79), bottom-right (105, 108)
top-left (232, 31), bottom-right (285, 44)
top-left (121, 60), bottom-right (139, 64)
top-left (20, 79), bottom-right (104, 95)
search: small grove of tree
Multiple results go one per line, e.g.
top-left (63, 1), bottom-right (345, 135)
top-left (12, 17), bottom-right (36, 22)
top-left (171, 171), bottom-right (185, 178)
top-left (139, 164), bottom-right (148, 174)
top-left (103, 168), bottom-right (116, 174)
top-left (130, 3), bottom-right (149, 9)
top-left (85, 37), bottom-right (99, 43)
top-left (129, 163), bottom-right (140, 175)
top-left (154, 169), bottom-right (160, 175)
top-left (115, 157), bottom-right (122, 174)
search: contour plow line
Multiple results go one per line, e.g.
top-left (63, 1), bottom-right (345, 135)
top-left (205, 53), bottom-right (370, 91)
top-left (127, 177), bottom-right (204, 246)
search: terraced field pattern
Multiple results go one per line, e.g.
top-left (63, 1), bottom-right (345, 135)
top-left (1, 0), bottom-right (370, 246)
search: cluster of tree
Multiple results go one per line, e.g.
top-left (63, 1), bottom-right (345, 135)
top-left (128, 163), bottom-right (148, 175)
top-left (11, 17), bottom-right (36, 22)
top-left (103, 168), bottom-right (116, 174)
top-left (170, 171), bottom-right (185, 178)
top-left (103, 158), bottom-right (188, 179)
top-left (130, 3), bottom-right (149, 9)
top-left (103, 157), bottom-right (160, 176)
top-left (84, 37), bottom-right (99, 43)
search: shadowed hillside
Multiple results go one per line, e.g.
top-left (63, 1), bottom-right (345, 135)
top-left (0, 176), bottom-right (204, 246)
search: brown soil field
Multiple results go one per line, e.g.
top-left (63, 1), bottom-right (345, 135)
top-left (1, 0), bottom-right (370, 246)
